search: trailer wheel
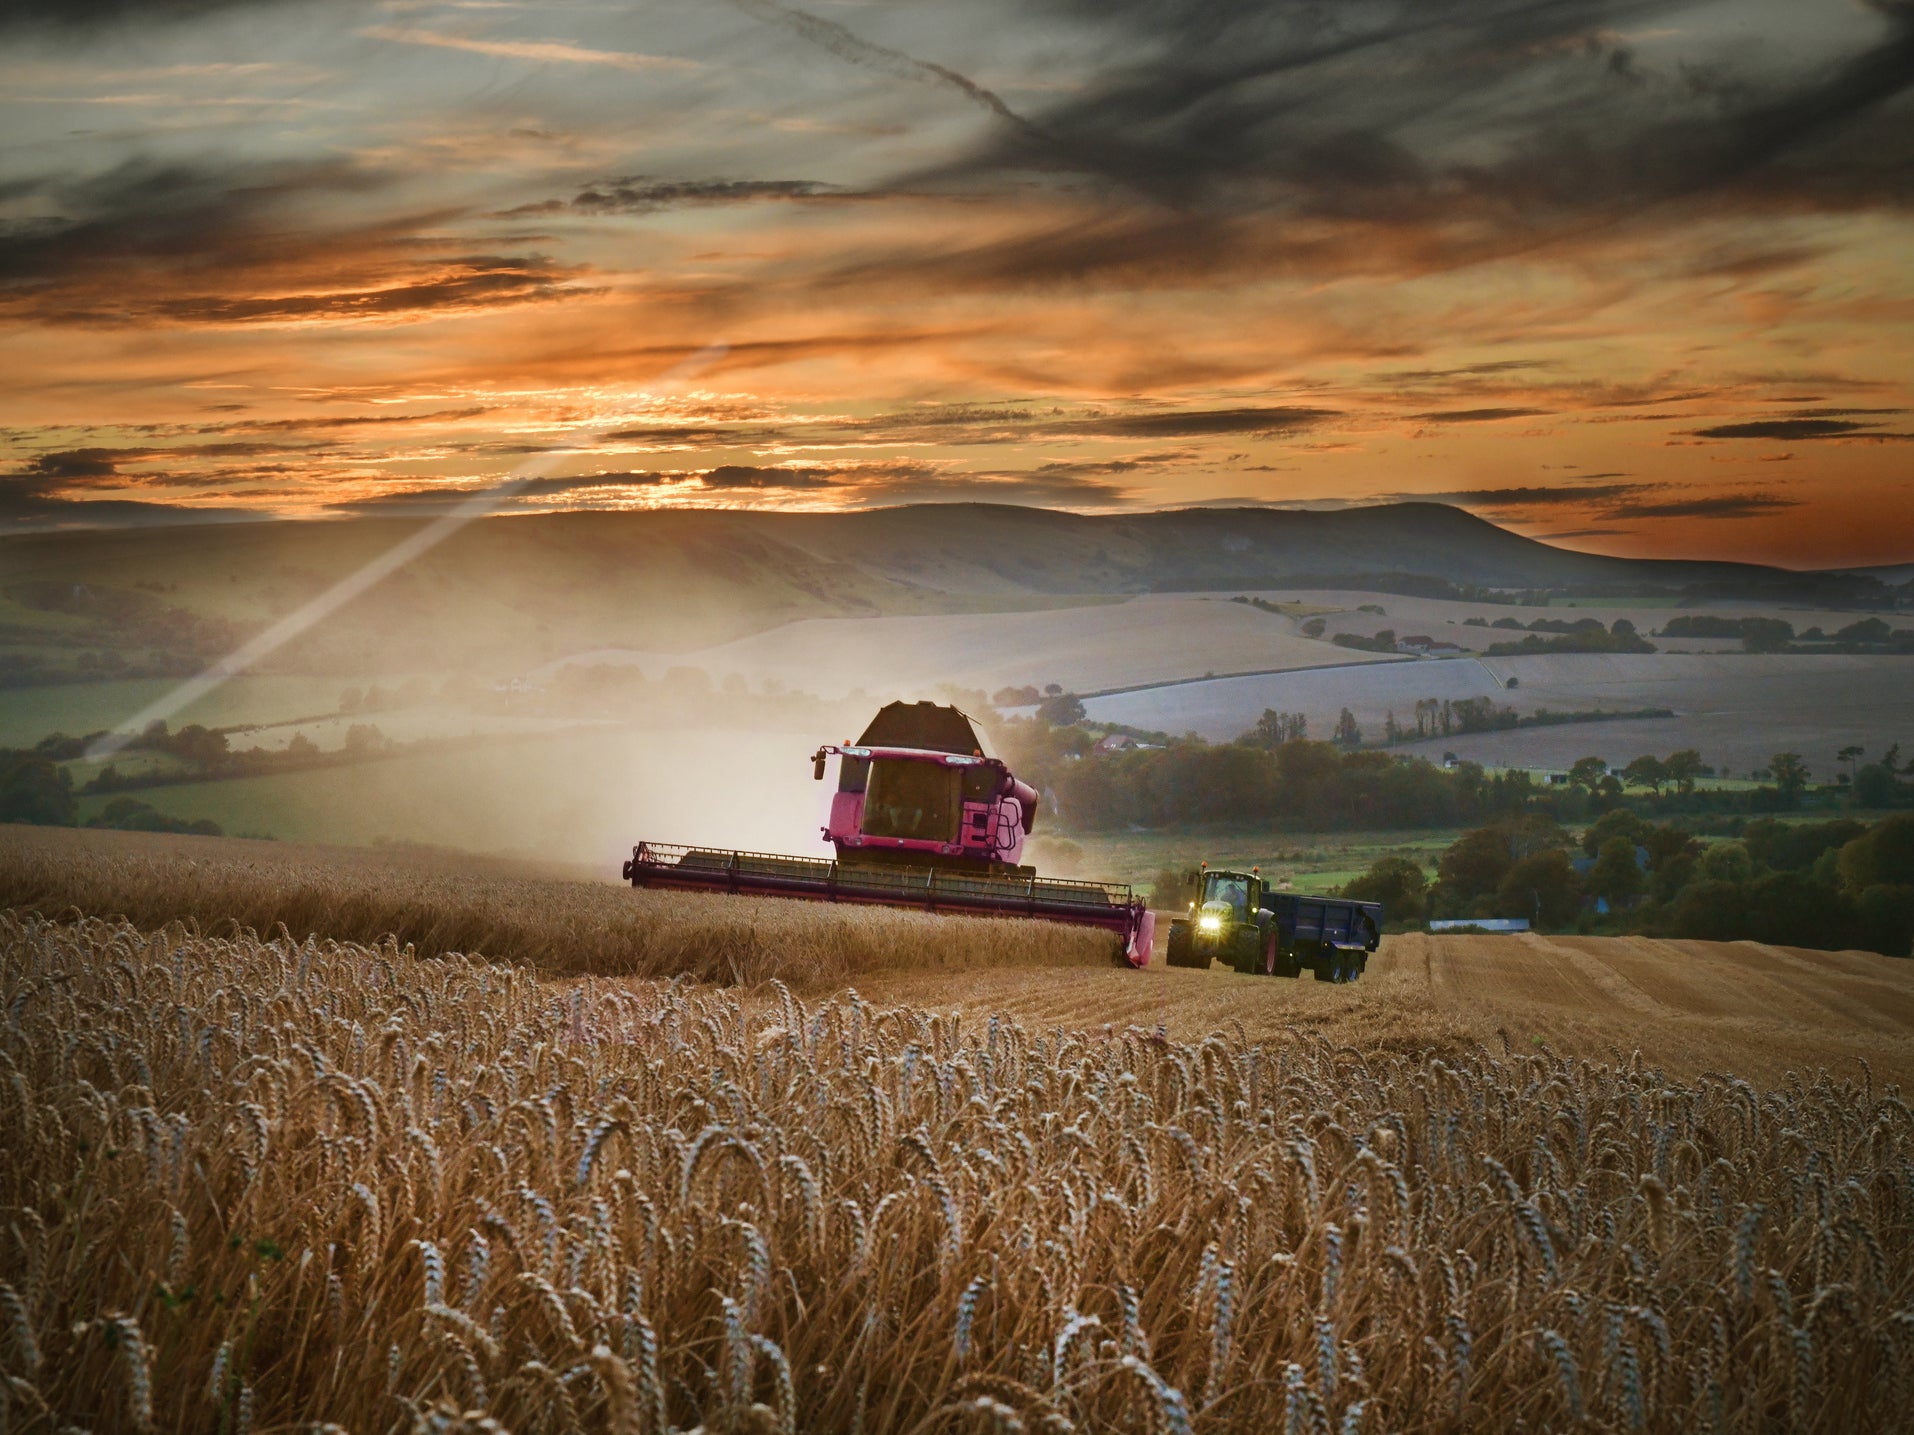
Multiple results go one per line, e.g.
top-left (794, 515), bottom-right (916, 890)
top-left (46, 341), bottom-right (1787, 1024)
top-left (1165, 921), bottom-right (1202, 969)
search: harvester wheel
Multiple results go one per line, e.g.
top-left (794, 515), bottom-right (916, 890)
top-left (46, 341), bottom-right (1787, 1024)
top-left (1165, 921), bottom-right (1202, 968)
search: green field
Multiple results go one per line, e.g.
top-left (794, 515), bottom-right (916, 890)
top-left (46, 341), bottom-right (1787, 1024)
top-left (1040, 827), bottom-right (1463, 896)
top-left (0, 675), bottom-right (359, 747)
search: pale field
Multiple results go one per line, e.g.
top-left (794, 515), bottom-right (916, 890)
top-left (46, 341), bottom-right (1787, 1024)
top-left (1085, 656), bottom-right (1507, 737)
top-left (1203, 588), bottom-right (1902, 669)
top-left (1237, 588), bottom-right (1901, 643)
top-left (1086, 651), bottom-right (1913, 772)
top-left (533, 593), bottom-right (1398, 699)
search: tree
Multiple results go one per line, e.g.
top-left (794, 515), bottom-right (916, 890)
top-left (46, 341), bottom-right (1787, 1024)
top-left (1664, 749), bottom-right (1704, 795)
top-left (1583, 807), bottom-right (1650, 857)
top-left (1149, 866), bottom-right (1200, 911)
top-left (1770, 752), bottom-right (1810, 806)
top-left (1838, 745), bottom-right (1865, 784)
top-left (1854, 884), bottom-right (1914, 958)
top-left (1251, 710), bottom-right (1306, 747)
top-left (1741, 618), bottom-right (1793, 653)
top-left (0, 751), bottom-right (77, 826)
top-left (1342, 856), bottom-right (1428, 924)
top-left (1620, 755), bottom-right (1666, 796)
top-left (1697, 840), bottom-right (1754, 884)
top-left (1333, 708), bottom-right (1362, 749)
top-left (1837, 814), bottom-right (1914, 893)
top-left (1435, 826), bottom-right (1515, 912)
top-left (1837, 618), bottom-right (1891, 645)
top-left (1037, 693), bottom-right (1086, 726)
top-left (1588, 837), bottom-right (1645, 906)
top-left (1383, 711), bottom-right (1401, 745)
top-left (344, 723), bottom-right (387, 756)
top-left (1496, 848), bottom-right (1582, 928)
top-left (1567, 756), bottom-right (1609, 791)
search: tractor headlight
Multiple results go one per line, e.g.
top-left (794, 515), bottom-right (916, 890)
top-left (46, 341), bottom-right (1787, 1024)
top-left (1198, 914), bottom-right (1222, 932)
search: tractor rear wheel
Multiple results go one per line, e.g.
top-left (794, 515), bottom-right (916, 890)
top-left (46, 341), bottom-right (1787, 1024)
top-left (1165, 921), bottom-right (1203, 968)
top-left (1264, 930), bottom-right (1301, 978)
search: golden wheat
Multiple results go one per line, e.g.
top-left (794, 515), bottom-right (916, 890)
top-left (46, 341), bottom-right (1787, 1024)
top-left (0, 825), bottom-right (1116, 987)
top-left (2, 910), bottom-right (1910, 1432)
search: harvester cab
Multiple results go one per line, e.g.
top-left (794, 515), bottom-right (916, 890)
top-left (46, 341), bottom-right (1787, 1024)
top-left (1164, 862), bottom-right (1381, 982)
top-left (811, 701), bottom-right (1038, 870)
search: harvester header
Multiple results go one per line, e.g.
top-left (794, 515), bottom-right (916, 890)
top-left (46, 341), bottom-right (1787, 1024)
top-left (624, 701), bottom-right (1154, 965)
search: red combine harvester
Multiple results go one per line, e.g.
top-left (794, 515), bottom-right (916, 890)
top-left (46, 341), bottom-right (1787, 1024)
top-left (623, 700), bottom-right (1156, 965)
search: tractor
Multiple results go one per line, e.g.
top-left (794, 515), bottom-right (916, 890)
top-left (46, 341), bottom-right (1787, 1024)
top-left (1162, 862), bottom-right (1381, 981)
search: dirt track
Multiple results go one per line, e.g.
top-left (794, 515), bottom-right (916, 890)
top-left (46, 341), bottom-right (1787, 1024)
top-left (862, 929), bottom-right (1914, 1089)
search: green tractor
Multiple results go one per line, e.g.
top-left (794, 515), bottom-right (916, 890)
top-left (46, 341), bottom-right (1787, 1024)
top-left (1162, 863), bottom-right (1382, 982)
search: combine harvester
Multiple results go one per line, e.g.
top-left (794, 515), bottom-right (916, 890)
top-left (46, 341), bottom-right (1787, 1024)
top-left (623, 701), bottom-right (1156, 965)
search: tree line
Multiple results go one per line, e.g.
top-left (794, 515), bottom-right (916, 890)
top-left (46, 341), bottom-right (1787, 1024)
top-left (1336, 810), bottom-right (1914, 959)
top-left (992, 702), bottom-right (1914, 833)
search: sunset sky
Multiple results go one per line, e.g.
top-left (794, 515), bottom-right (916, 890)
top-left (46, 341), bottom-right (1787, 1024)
top-left (2, 0), bottom-right (1911, 566)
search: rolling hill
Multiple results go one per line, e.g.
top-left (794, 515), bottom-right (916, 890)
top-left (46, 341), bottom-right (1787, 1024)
top-left (2, 503), bottom-right (1894, 678)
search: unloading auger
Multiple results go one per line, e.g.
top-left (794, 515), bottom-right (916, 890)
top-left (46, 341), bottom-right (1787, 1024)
top-left (623, 700), bottom-right (1156, 965)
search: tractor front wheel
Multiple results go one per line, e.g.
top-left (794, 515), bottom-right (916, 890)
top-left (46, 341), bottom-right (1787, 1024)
top-left (1165, 921), bottom-right (1203, 969)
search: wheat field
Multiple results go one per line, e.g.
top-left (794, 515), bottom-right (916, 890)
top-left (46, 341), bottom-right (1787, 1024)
top-left (0, 826), bottom-right (1116, 989)
top-left (4, 907), bottom-right (1911, 1433)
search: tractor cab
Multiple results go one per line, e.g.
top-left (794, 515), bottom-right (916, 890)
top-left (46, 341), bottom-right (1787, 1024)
top-left (1183, 864), bottom-right (1267, 953)
top-left (1199, 868), bottom-right (1258, 922)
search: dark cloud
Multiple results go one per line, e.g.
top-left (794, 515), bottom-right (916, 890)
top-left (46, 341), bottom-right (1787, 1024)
top-left (151, 257), bottom-right (588, 324)
top-left (17, 448), bottom-right (122, 482)
top-left (536, 178), bottom-right (843, 216)
top-left (600, 425), bottom-right (780, 447)
top-left (700, 465), bottom-right (838, 489)
top-left (1032, 451), bottom-right (1192, 477)
top-left (1688, 417), bottom-right (1913, 439)
top-left (1037, 405), bottom-right (1335, 439)
top-left (212, 406), bottom-right (497, 434)
top-left (835, 0), bottom-right (1914, 295)
top-left (325, 472), bottom-right (690, 515)
top-left (0, 159), bottom-right (589, 326)
top-left (1602, 492), bottom-right (1802, 519)
top-left (721, 0), bottom-right (1053, 152)
top-left (1408, 408), bottom-right (1552, 423)
top-left (1405, 483), bottom-right (1649, 507)
top-left (597, 403), bottom-right (1333, 455)
top-left (0, 0), bottom-right (271, 28)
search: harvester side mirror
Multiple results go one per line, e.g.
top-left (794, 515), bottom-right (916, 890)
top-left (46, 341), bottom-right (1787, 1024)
top-left (813, 753), bottom-right (827, 780)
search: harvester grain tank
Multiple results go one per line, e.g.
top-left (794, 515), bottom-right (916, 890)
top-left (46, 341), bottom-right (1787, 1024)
top-left (1163, 863), bottom-right (1380, 980)
top-left (623, 701), bottom-right (1156, 964)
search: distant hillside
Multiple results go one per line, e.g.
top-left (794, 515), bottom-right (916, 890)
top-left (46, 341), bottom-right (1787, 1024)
top-left (0, 503), bottom-right (1892, 678)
